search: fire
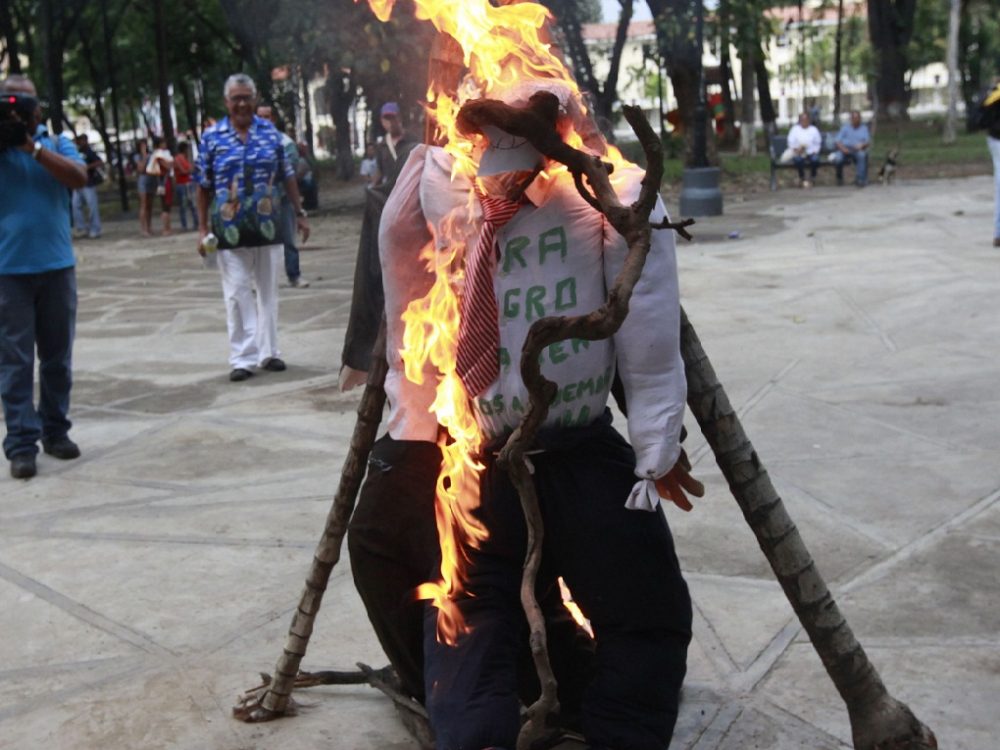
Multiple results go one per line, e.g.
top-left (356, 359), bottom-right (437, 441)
top-left (401, 234), bottom-right (489, 643)
top-left (362, 0), bottom-right (639, 644)
top-left (558, 577), bottom-right (594, 639)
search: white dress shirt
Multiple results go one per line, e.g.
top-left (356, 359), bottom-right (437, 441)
top-left (380, 146), bottom-right (687, 505)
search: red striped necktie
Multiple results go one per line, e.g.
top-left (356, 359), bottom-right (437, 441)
top-left (456, 193), bottom-right (522, 398)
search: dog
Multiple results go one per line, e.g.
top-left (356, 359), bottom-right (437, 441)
top-left (878, 147), bottom-right (899, 185)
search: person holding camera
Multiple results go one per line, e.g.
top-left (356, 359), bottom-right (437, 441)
top-left (0, 75), bottom-right (87, 480)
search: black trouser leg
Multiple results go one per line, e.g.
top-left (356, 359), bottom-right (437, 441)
top-left (348, 437), bottom-right (441, 701)
top-left (424, 421), bottom-right (690, 750)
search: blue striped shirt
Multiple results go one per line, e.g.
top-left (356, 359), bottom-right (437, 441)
top-left (195, 116), bottom-right (293, 249)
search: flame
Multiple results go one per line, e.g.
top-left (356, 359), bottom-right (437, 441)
top-left (558, 577), bottom-right (594, 639)
top-left (401, 234), bottom-right (489, 643)
top-left (361, 0), bottom-right (640, 645)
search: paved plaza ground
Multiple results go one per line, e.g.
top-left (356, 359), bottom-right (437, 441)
top-left (1, 174), bottom-right (998, 749)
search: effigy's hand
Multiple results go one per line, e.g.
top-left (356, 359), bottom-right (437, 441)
top-left (654, 449), bottom-right (704, 512)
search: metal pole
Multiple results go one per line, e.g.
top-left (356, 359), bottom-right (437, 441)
top-left (100, 0), bottom-right (128, 212)
top-left (693, 0), bottom-right (708, 167)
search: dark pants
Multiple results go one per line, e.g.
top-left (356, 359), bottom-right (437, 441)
top-left (348, 436), bottom-right (596, 719)
top-left (424, 417), bottom-right (692, 750)
top-left (0, 267), bottom-right (77, 459)
top-left (793, 153), bottom-right (819, 180)
top-left (280, 199), bottom-right (301, 282)
top-left (341, 188), bottom-right (386, 371)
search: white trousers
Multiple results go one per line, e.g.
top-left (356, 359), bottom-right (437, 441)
top-left (217, 245), bottom-right (282, 369)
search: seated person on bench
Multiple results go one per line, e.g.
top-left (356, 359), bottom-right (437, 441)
top-left (831, 110), bottom-right (870, 187)
top-left (787, 112), bottom-right (822, 188)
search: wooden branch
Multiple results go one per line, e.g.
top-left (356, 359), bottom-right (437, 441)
top-left (679, 308), bottom-right (937, 750)
top-left (234, 320), bottom-right (389, 722)
top-left (652, 216), bottom-right (696, 241)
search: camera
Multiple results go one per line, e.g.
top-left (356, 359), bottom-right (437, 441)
top-left (0, 92), bottom-right (38, 151)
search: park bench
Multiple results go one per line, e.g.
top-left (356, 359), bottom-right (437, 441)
top-left (768, 133), bottom-right (837, 190)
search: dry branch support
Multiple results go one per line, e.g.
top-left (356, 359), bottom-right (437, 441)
top-left (234, 321), bottom-right (389, 723)
top-left (679, 309), bottom-right (937, 750)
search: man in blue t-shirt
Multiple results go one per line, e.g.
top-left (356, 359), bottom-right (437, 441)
top-left (832, 110), bottom-right (871, 187)
top-left (0, 75), bottom-right (87, 480)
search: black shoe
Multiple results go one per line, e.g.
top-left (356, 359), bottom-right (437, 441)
top-left (42, 436), bottom-right (81, 460)
top-left (10, 454), bottom-right (37, 479)
top-left (262, 358), bottom-right (286, 372)
top-left (229, 368), bottom-right (254, 382)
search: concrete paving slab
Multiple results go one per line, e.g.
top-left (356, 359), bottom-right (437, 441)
top-left (1, 175), bottom-right (998, 749)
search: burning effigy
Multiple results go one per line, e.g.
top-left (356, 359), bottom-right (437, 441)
top-left (235, 2), bottom-right (938, 749)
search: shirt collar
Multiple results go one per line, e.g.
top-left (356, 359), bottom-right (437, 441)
top-left (219, 115), bottom-right (263, 137)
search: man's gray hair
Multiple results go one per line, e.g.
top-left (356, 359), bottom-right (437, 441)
top-left (224, 73), bottom-right (257, 99)
top-left (0, 73), bottom-right (32, 94)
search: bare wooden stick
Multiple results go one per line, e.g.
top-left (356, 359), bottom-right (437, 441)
top-left (458, 95), bottom-right (667, 750)
top-left (234, 320), bottom-right (389, 722)
top-left (679, 309), bottom-right (936, 750)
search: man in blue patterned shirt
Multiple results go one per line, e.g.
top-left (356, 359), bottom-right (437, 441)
top-left (195, 73), bottom-right (311, 382)
top-left (0, 75), bottom-right (88, 480)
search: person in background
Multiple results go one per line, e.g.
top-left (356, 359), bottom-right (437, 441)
top-left (975, 77), bottom-right (1000, 248)
top-left (832, 110), bottom-right (870, 187)
top-left (195, 73), bottom-right (310, 382)
top-left (71, 133), bottom-right (103, 239)
top-left (787, 112), bottom-right (822, 188)
top-left (135, 139), bottom-right (156, 236)
top-left (0, 74), bottom-right (87, 480)
top-left (173, 141), bottom-right (197, 232)
top-left (359, 142), bottom-right (377, 185)
top-left (149, 136), bottom-right (174, 235)
top-left (255, 104), bottom-right (309, 288)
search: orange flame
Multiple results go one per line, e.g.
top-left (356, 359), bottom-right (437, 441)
top-left (558, 577), bottom-right (594, 639)
top-left (362, 0), bottom-right (639, 645)
top-left (401, 233), bottom-right (488, 643)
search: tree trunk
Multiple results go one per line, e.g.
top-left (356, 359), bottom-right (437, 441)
top-left (942, 0), bottom-right (960, 144)
top-left (328, 68), bottom-right (355, 181)
top-left (152, 0), bottom-right (176, 150)
top-left (680, 308), bottom-right (938, 750)
top-left (301, 65), bottom-right (316, 160)
top-left (738, 44), bottom-right (756, 156)
top-left (647, 0), bottom-right (704, 165)
top-left (40, 0), bottom-right (67, 134)
top-left (0, 0), bottom-right (22, 74)
top-left (179, 82), bottom-right (198, 136)
top-left (100, 0), bottom-right (128, 212)
top-left (76, 28), bottom-right (114, 175)
top-left (595, 0), bottom-right (634, 137)
top-left (834, 0), bottom-right (845, 121)
top-left (717, 0), bottom-right (738, 146)
top-left (754, 46), bottom-right (777, 138)
top-left (867, 0), bottom-right (917, 120)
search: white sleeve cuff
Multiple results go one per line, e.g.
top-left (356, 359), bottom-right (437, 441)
top-left (625, 478), bottom-right (661, 512)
